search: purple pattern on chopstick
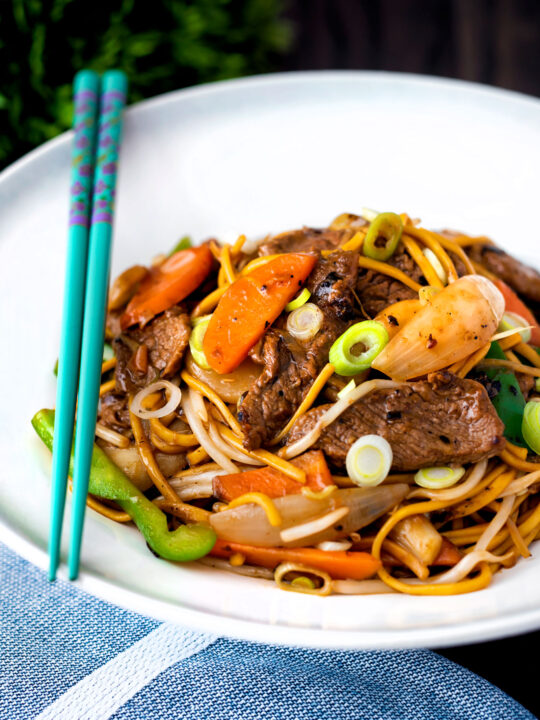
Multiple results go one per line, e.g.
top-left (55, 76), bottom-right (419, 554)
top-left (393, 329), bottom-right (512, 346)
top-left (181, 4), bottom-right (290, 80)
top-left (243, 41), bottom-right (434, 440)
top-left (90, 89), bottom-right (127, 226)
top-left (69, 88), bottom-right (99, 227)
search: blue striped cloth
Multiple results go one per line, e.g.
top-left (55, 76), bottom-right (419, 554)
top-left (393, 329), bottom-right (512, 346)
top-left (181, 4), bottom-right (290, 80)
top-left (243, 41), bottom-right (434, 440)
top-left (0, 542), bottom-right (535, 720)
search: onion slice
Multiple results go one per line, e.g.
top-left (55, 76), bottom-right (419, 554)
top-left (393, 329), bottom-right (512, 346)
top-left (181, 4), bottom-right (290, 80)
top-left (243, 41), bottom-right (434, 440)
top-left (423, 248), bottom-right (447, 284)
top-left (499, 470), bottom-right (540, 497)
top-left (181, 389), bottom-right (237, 473)
top-left (280, 506), bottom-right (349, 543)
top-left (401, 549), bottom-right (513, 587)
top-left (208, 421), bottom-right (263, 466)
top-left (475, 495), bottom-right (515, 552)
top-left (427, 550), bottom-right (513, 585)
top-left (316, 539), bottom-right (352, 552)
top-left (130, 380), bottom-right (182, 420)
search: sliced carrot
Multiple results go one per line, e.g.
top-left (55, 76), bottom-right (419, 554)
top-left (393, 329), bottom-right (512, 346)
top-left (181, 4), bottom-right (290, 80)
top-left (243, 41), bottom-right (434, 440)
top-left (203, 253), bottom-right (317, 374)
top-left (211, 539), bottom-right (381, 580)
top-left (213, 468), bottom-right (298, 502)
top-left (121, 245), bottom-right (213, 329)
top-left (290, 450), bottom-right (333, 489)
top-left (431, 537), bottom-right (463, 567)
top-left (492, 278), bottom-right (540, 346)
top-left (213, 450), bottom-right (333, 502)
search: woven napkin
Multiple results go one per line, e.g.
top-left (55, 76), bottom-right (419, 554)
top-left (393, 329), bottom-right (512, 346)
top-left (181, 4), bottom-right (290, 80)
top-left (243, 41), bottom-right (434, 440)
top-left (0, 543), bottom-right (534, 720)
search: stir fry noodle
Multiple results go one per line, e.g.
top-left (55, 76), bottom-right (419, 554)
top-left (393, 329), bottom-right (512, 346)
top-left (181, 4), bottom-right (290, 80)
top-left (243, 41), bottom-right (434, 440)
top-left (32, 209), bottom-right (540, 596)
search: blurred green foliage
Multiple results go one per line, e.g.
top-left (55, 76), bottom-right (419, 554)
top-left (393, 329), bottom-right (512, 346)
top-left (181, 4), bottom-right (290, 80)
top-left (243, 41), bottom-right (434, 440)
top-left (0, 0), bottom-right (292, 168)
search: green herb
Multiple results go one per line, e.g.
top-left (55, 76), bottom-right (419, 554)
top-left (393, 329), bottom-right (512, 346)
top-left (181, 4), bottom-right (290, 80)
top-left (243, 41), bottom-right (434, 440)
top-left (1, 0), bottom-right (292, 169)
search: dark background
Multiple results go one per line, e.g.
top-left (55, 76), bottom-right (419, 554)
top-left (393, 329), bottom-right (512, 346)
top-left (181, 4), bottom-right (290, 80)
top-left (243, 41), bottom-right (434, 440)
top-left (2, 0), bottom-right (540, 716)
top-left (2, 0), bottom-right (540, 169)
top-left (281, 0), bottom-right (540, 97)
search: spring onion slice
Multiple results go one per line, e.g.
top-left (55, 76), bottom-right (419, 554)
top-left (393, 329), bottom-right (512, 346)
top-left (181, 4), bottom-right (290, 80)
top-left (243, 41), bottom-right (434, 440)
top-left (290, 576), bottom-right (316, 589)
top-left (274, 562), bottom-right (332, 596)
top-left (285, 288), bottom-right (311, 311)
top-left (422, 248), bottom-right (447, 284)
top-left (286, 302), bottom-right (323, 341)
top-left (498, 311), bottom-right (532, 344)
top-left (329, 321), bottom-right (389, 376)
top-left (346, 435), bottom-right (392, 487)
top-left (414, 466), bottom-right (465, 490)
top-left (363, 212), bottom-right (403, 261)
top-left (337, 379), bottom-right (356, 399)
top-left (189, 315), bottom-right (212, 369)
top-left (523, 401), bottom-right (540, 455)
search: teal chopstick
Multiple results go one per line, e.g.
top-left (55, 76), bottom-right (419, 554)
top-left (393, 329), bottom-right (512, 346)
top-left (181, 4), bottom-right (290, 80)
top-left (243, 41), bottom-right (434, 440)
top-left (49, 70), bottom-right (101, 581)
top-left (69, 70), bottom-right (128, 581)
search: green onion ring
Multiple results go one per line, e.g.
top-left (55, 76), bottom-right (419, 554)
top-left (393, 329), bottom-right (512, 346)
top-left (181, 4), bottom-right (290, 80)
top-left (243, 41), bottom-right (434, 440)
top-left (523, 401), bottom-right (540, 455)
top-left (414, 466), bottom-right (465, 490)
top-left (363, 212), bottom-right (403, 261)
top-left (329, 320), bottom-right (389, 376)
top-left (189, 315), bottom-right (212, 369)
top-left (285, 288), bottom-right (311, 311)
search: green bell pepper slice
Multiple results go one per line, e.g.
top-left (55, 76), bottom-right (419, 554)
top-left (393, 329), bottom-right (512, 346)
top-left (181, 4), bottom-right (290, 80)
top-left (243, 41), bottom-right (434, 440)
top-left (31, 409), bottom-right (216, 562)
top-left (483, 342), bottom-right (526, 446)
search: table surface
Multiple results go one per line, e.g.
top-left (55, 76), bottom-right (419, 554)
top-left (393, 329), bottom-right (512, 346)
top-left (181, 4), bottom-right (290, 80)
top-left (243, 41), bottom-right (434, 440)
top-left (2, 539), bottom-right (538, 719)
top-left (438, 631), bottom-right (540, 717)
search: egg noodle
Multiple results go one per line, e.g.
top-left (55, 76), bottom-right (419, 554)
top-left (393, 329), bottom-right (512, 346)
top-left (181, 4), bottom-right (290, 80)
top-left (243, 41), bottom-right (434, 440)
top-left (34, 210), bottom-right (540, 597)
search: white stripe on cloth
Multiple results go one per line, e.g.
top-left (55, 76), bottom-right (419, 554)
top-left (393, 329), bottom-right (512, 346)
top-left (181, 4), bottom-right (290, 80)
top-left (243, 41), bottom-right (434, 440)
top-left (35, 622), bottom-right (217, 720)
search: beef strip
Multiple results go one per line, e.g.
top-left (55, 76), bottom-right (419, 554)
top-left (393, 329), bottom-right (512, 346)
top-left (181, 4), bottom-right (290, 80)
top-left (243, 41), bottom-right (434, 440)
top-left (239, 250), bottom-right (358, 449)
top-left (98, 392), bottom-right (131, 433)
top-left (113, 305), bottom-right (191, 394)
top-left (106, 308), bottom-right (123, 339)
top-left (516, 373), bottom-right (535, 401)
top-left (355, 244), bottom-right (424, 317)
top-left (286, 371), bottom-right (505, 471)
top-left (468, 244), bottom-right (540, 305)
top-left (258, 227), bottom-right (353, 256)
top-left (448, 251), bottom-right (468, 278)
top-left (306, 248), bottom-right (360, 320)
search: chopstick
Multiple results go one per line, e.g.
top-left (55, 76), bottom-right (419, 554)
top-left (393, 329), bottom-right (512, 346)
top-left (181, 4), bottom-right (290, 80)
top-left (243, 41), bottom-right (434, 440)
top-left (49, 70), bottom-right (128, 582)
top-left (69, 70), bottom-right (128, 580)
top-left (49, 70), bottom-right (101, 581)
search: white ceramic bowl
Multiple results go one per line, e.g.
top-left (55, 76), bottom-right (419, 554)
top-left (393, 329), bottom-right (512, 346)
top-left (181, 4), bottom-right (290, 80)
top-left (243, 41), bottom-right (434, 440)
top-left (2, 71), bottom-right (540, 649)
